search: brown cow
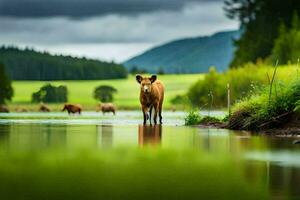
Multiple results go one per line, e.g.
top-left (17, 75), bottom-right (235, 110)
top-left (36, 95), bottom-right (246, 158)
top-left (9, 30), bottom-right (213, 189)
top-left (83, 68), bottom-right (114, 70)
top-left (39, 104), bottom-right (51, 112)
top-left (15, 107), bottom-right (28, 112)
top-left (96, 103), bottom-right (116, 115)
top-left (0, 105), bottom-right (9, 113)
top-left (62, 104), bottom-right (82, 114)
top-left (136, 74), bottom-right (164, 125)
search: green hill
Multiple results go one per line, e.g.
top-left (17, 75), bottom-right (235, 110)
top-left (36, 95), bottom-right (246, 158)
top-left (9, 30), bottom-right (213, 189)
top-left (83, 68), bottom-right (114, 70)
top-left (0, 46), bottom-right (127, 80)
top-left (123, 30), bottom-right (240, 73)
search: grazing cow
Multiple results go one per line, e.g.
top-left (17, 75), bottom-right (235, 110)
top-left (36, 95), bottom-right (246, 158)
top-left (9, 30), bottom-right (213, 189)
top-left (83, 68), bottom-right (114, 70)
top-left (96, 103), bottom-right (116, 115)
top-left (15, 107), bottom-right (28, 112)
top-left (136, 74), bottom-right (164, 125)
top-left (62, 104), bottom-right (82, 114)
top-left (39, 104), bottom-right (51, 112)
top-left (0, 105), bottom-right (9, 113)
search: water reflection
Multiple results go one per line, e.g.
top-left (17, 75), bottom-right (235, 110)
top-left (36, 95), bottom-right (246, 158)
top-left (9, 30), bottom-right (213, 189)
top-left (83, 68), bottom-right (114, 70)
top-left (97, 125), bottom-right (113, 149)
top-left (0, 123), bottom-right (299, 199)
top-left (138, 125), bottom-right (162, 147)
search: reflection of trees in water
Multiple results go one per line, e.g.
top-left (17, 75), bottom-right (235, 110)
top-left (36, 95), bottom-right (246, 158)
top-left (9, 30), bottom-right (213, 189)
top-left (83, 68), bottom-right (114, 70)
top-left (244, 160), bottom-right (300, 199)
top-left (268, 165), bottom-right (300, 198)
top-left (97, 125), bottom-right (113, 149)
top-left (138, 125), bottom-right (162, 147)
top-left (45, 125), bottom-right (67, 148)
top-left (2, 124), bottom-right (67, 151)
top-left (0, 124), bottom-right (10, 151)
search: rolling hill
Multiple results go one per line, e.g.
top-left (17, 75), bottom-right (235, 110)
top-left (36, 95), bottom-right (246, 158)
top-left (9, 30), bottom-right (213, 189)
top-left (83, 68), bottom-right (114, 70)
top-left (123, 30), bottom-right (240, 73)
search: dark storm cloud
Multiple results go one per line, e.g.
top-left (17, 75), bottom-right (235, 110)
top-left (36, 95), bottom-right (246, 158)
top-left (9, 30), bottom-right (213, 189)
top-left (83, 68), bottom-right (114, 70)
top-left (0, 0), bottom-right (222, 18)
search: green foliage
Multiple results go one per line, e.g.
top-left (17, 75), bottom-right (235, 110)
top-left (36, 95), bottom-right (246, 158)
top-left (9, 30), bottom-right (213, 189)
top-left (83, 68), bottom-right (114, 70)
top-left (188, 67), bottom-right (223, 107)
top-left (129, 66), bottom-right (148, 74)
top-left (225, 0), bottom-right (300, 67)
top-left (187, 64), bottom-right (299, 108)
top-left (0, 63), bottom-right (13, 104)
top-left (229, 78), bottom-right (300, 130)
top-left (32, 84), bottom-right (68, 103)
top-left (170, 94), bottom-right (188, 105)
top-left (184, 110), bottom-right (201, 125)
top-left (93, 85), bottom-right (117, 103)
top-left (0, 46), bottom-right (127, 80)
top-left (199, 116), bottom-right (222, 124)
top-left (272, 13), bottom-right (300, 64)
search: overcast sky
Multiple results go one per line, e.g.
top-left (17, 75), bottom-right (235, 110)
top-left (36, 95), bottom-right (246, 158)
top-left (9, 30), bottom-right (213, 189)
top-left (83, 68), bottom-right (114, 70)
top-left (0, 0), bottom-right (239, 62)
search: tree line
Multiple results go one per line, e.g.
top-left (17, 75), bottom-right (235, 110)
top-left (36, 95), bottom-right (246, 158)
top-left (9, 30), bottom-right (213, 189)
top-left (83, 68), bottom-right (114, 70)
top-left (0, 46), bottom-right (128, 80)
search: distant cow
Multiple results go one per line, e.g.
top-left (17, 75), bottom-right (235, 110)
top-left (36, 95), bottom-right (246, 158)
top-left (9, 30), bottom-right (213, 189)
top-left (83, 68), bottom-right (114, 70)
top-left (39, 104), bottom-right (51, 112)
top-left (96, 103), bottom-right (116, 115)
top-left (136, 74), bottom-right (164, 125)
top-left (15, 107), bottom-right (28, 112)
top-left (0, 105), bottom-right (9, 113)
top-left (62, 104), bottom-right (82, 114)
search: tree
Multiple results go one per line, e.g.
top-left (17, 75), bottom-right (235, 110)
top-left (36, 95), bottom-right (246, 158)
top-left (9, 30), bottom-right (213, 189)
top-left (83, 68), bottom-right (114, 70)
top-left (224, 0), bottom-right (300, 67)
top-left (32, 84), bottom-right (68, 103)
top-left (272, 13), bottom-right (300, 64)
top-left (0, 63), bottom-right (13, 104)
top-left (94, 85), bottom-right (117, 102)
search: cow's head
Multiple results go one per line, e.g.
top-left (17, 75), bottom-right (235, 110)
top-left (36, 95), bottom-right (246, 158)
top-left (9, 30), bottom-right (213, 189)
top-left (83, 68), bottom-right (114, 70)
top-left (136, 74), bottom-right (157, 94)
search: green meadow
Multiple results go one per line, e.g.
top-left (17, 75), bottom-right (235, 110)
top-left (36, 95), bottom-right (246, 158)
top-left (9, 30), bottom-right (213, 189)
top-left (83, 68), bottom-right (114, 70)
top-left (10, 74), bottom-right (203, 110)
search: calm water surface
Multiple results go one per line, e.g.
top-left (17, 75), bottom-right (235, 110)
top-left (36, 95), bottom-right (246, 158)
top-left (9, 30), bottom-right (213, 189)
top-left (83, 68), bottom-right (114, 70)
top-left (0, 111), bottom-right (299, 200)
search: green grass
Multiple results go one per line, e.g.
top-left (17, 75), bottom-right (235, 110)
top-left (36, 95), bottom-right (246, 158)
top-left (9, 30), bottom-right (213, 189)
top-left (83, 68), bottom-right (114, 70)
top-left (188, 64), bottom-right (300, 108)
top-left (10, 74), bottom-right (202, 110)
top-left (228, 77), bottom-right (300, 130)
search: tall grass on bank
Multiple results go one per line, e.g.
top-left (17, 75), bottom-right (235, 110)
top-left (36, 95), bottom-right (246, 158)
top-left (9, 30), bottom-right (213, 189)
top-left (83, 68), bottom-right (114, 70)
top-left (188, 64), bottom-right (300, 108)
top-left (228, 78), bottom-right (300, 130)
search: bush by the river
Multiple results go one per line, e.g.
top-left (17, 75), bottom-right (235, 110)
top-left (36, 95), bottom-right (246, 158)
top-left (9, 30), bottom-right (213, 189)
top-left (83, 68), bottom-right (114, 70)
top-left (228, 77), bottom-right (300, 130)
top-left (32, 84), bottom-right (68, 103)
top-left (187, 64), bottom-right (300, 108)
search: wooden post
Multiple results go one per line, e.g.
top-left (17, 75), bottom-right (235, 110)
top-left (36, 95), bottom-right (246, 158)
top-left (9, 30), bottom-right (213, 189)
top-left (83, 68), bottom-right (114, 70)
top-left (227, 83), bottom-right (231, 116)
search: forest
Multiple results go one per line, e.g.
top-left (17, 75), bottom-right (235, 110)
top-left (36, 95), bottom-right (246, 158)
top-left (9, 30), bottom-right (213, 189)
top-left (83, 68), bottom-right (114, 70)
top-left (0, 46), bottom-right (128, 80)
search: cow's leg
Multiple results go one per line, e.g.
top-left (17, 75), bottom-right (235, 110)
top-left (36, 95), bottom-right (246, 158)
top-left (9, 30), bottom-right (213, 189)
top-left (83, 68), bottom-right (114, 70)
top-left (149, 105), bottom-right (153, 125)
top-left (159, 105), bottom-right (163, 124)
top-left (153, 104), bottom-right (159, 125)
top-left (142, 107), bottom-right (147, 125)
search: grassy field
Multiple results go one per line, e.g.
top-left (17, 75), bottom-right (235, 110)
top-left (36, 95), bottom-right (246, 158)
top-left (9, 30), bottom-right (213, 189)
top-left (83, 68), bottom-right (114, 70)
top-left (10, 74), bottom-right (203, 110)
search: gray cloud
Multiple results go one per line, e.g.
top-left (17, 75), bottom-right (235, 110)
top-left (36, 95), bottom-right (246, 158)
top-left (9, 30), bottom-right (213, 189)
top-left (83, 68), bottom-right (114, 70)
top-left (0, 2), bottom-right (237, 45)
top-left (0, 0), bottom-right (222, 18)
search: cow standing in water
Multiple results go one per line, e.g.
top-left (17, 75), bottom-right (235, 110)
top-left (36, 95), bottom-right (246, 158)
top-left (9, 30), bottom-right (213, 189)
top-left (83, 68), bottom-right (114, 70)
top-left (62, 104), bottom-right (82, 115)
top-left (96, 103), bottom-right (116, 115)
top-left (136, 74), bottom-right (164, 125)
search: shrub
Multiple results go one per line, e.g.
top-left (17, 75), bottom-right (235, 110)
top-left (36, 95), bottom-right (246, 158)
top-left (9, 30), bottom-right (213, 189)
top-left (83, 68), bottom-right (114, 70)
top-left (32, 84), bottom-right (68, 103)
top-left (229, 78), bottom-right (300, 130)
top-left (184, 110), bottom-right (201, 125)
top-left (187, 64), bottom-right (300, 108)
top-left (94, 85), bottom-right (117, 103)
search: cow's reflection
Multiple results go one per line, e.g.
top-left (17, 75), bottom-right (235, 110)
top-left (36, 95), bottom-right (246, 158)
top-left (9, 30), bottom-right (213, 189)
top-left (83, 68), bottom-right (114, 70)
top-left (138, 125), bottom-right (162, 147)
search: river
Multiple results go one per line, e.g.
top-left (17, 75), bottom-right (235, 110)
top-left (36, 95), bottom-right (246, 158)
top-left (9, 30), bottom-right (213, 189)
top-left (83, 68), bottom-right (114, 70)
top-left (0, 111), bottom-right (299, 200)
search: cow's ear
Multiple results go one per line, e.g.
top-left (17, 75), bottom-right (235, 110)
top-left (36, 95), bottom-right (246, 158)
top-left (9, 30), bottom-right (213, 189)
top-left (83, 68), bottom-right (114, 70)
top-left (150, 75), bottom-right (157, 83)
top-left (136, 74), bottom-right (143, 84)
